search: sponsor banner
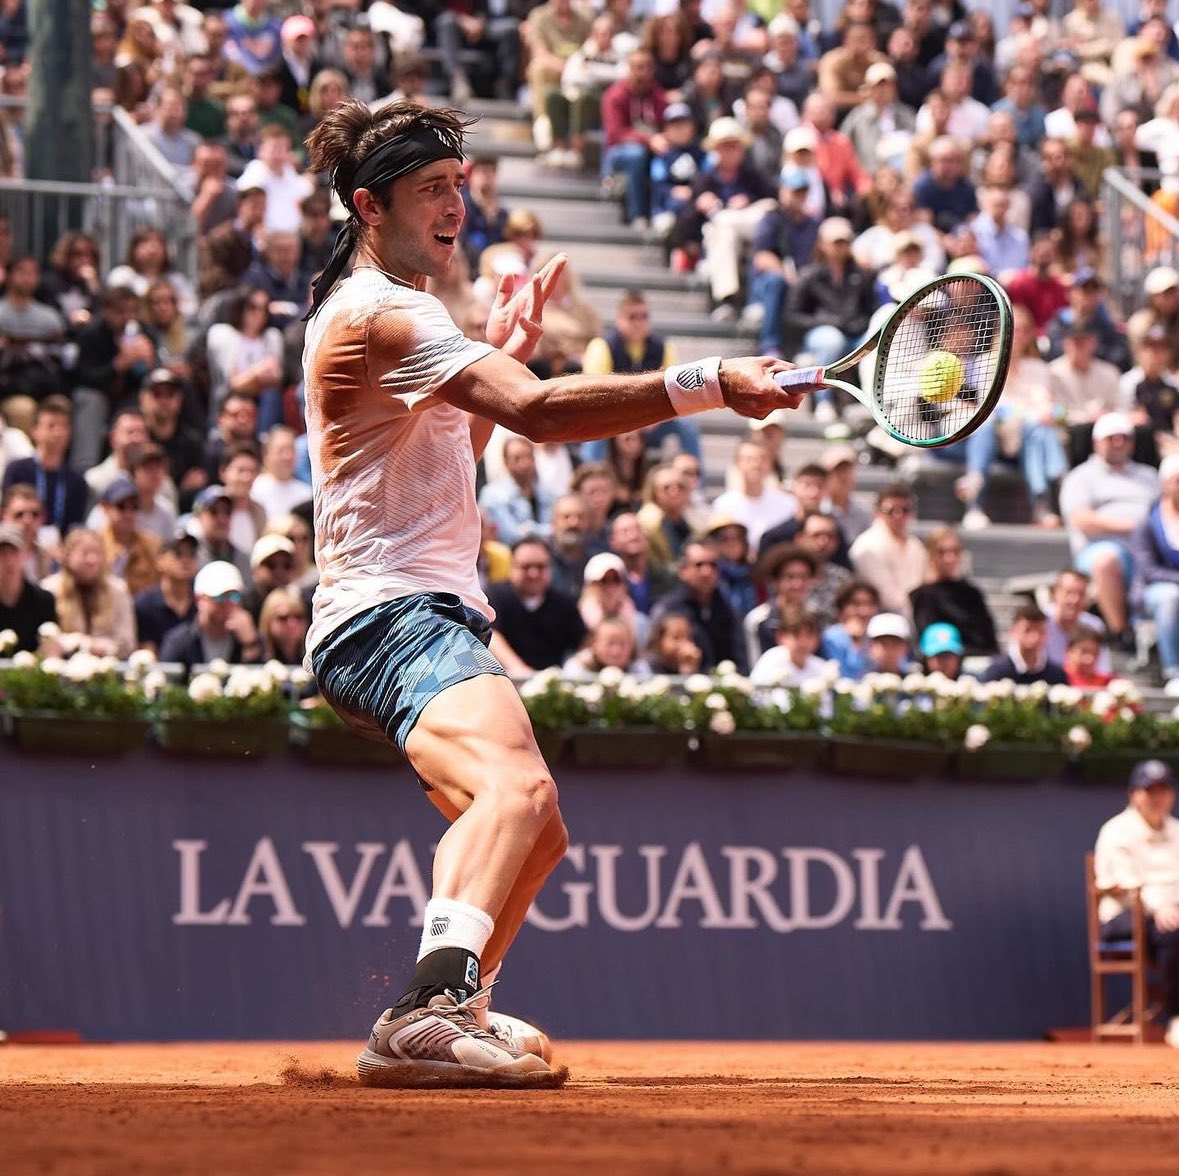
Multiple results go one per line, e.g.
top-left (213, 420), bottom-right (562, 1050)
top-left (0, 748), bottom-right (1124, 1040)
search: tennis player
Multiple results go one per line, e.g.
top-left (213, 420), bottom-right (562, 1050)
top-left (302, 99), bottom-right (814, 1087)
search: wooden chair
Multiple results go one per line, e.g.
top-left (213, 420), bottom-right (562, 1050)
top-left (1085, 852), bottom-right (1154, 1043)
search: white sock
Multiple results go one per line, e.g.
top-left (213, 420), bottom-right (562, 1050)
top-left (417, 897), bottom-right (494, 964)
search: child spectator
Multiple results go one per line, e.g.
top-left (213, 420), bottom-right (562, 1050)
top-left (820, 578), bottom-right (880, 679)
top-left (645, 611), bottom-right (703, 675)
top-left (649, 102), bottom-right (705, 238)
top-left (918, 621), bottom-right (964, 680)
top-left (749, 607), bottom-right (828, 686)
top-left (981, 602), bottom-right (1069, 685)
top-left (1064, 629), bottom-right (1113, 689)
top-left (562, 615), bottom-right (652, 679)
top-left (864, 611), bottom-right (912, 675)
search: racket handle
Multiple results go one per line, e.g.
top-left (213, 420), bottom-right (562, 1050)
top-left (774, 365), bottom-right (825, 389)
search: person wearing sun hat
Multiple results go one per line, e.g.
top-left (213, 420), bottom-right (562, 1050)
top-left (1128, 265), bottom-right (1179, 369)
top-left (918, 620), bottom-right (964, 680)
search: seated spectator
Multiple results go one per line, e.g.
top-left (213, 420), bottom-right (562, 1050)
top-left (483, 426), bottom-right (574, 502)
top-left (488, 536), bottom-right (586, 675)
top-left (1044, 567), bottom-right (1110, 674)
top-left (1127, 266), bottom-right (1179, 370)
top-left (1005, 231), bottom-right (1069, 332)
top-left (864, 611), bottom-right (912, 675)
top-left (608, 510), bottom-right (677, 615)
top-left (849, 483), bottom-right (927, 619)
top-left (678, 49), bottom-right (736, 140)
top-left (106, 227), bottom-right (197, 321)
top-left (1131, 455), bottom-right (1179, 686)
top-left (0, 521), bottom-right (56, 653)
top-left (645, 611), bottom-right (702, 675)
top-left (96, 475), bottom-right (160, 598)
top-left (206, 287), bottom-right (286, 432)
top-left (1046, 268), bottom-right (1131, 372)
top-left (649, 102), bottom-right (707, 239)
top-left (197, 179), bottom-right (267, 300)
top-left (258, 583), bottom-right (308, 665)
top-left (1061, 412), bottom-right (1159, 643)
top-left (37, 231), bottom-right (103, 329)
top-left (800, 92), bottom-right (871, 212)
top-left (531, 254), bottom-right (600, 373)
top-left (745, 543), bottom-right (817, 664)
top-left (159, 559), bottom-right (263, 669)
top-left (479, 437), bottom-right (556, 546)
top-left (747, 167), bottom-right (821, 354)
top-left (237, 124), bottom-right (314, 235)
top-left (578, 549), bottom-right (648, 648)
top-left (821, 577), bottom-right (880, 679)
top-left (242, 230), bottom-right (307, 327)
top-left (969, 186), bottom-right (1029, 281)
top-left (636, 463), bottom-right (694, 566)
top-left (822, 443), bottom-right (873, 543)
top-left (793, 510), bottom-right (852, 625)
top-left (711, 440), bottom-right (797, 553)
top-left (840, 63), bottom-right (915, 174)
top-left (139, 370), bottom-right (206, 504)
top-left (243, 532), bottom-right (295, 620)
top-left (1064, 628), bottom-right (1112, 689)
top-left (146, 86), bottom-right (201, 175)
top-left (548, 493), bottom-right (600, 598)
top-left (706, 515), bottom-right (757, 620)
top-left (918, 620), bottom-right (964, 679)
top-left (527, 0), bottom-right (595, 154)
top-left (1093, 758), bottom-right (1179, 1050)
top-left (435, 0), bottom-right (521, 103)
top-left (764, 14), bottom-right (814, 112)
top-left (1124, 326), bottom-right (1179, 462)
top-left (981, 602), bottom-right (1069, 684)
top-left (927, 20), bottom-right (998, 105)
top-left (41, 528), bottom-right (136, 658)
top-left (142, 280), bottom-right (194, 375)
top-left (908, 526), bottom-right (997, 655)
top-left (599, 48), bottom-right (667, 228)
top-left (641, 12), bottom-right (692, 94)
top-left (96, 442), bottom-right (175, 546)
top-left (750, 607), bottom-right (829, 686)
top-left (784, 217), bottom-right (876, 421)
top-left (134, 532), bottom-right (198, 652)
top-left (651, 539), bottom-right (748, 672)
top-left (991, 62), bottom-right (1047, 151)
top-left (461, 156), bottom-right (510, 273)
top-left (251, 425), bottom-right (311, 522)
top-left (0, 482), bottom-right (52, 582)
top-left (2, 396), bottom-right (88, 537)
top-left (85, 408), bottom-right (151, 509)
top-left (338, 25), bottom-right (392, 106)
top-left (295, 190), bottom-right (334, 287)
top-left (760, 464), bottom-right (844, 557)
top-left (478, 508), bottom-right (511, 593)
top-left (191, 484), bottom-right (251, 578)
top-left (1050, 321), bottom-right (1130, 466)
top-left (218, 441), bottom-right (265, 556)
top-left (853, 186), bottom-right (943, 274)
top-left (912, 136), bottom-right (978, 238)
top-left (0, 256), bottom-right (69, 435)
top-left (562, 615), bottom-right (652, 681)
top-left (574, 461), bottom-right (621, 550)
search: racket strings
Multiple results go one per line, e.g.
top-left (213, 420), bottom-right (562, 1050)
top-left (875, 277), bottom-right (1007, 444)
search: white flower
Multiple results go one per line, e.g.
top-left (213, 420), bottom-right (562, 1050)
top-left (37, 621), bottom-right (60, 640)
top-left (206, 658), bottom-right (231, 678)
top-left (647, 675), bottom-right (672, 696)
top-left (684, 674), bottom-right (713, 695)
top-left (963, 724), bottom-right (991, 751)
top-left (902, 673), bottom-right (927, 694)
top-left (714, 660), bottom-right (737, 677)
top-left (40, 656), bottom-right (66, 675)
top-left (63, 652), bottom-right (102, 683)
top-left (519, 674), bottom-right (551, 699)
top-left (97, 655), bottom-right (119, 674)
top-left (532, 666), bottom-right (561, 690)
top-left (1172, 703), bottom-right (1179, 721)
top-left (187, 672), bottom-right (223, 703)
top-left (127, 649), bottom-right (157, 672)
top-left (851, 683), bottom-right (874, 709)
top-left (1119, 706), bottom-right (1138, 722)
top-left (1108, 677), bottom-right (1138, 701)
top-left (1066, 725), bottom-right (1092, 752)
top-left (800, 677), bottom-right (826, 698)
top-left (598, 665), bottom-right (625, 689)
top-left (719, 672), bottom-right (753, 695)
top-left (0, 628), bottom-right (17, 654)
top-left (618, 676), bottom-right (643, 700)
top-left (818, 660), bottom-right (842, 687)
top-left (12, 649), bottom-right (37, 668)
top-left (263, 659), bottom-right (290, 684)
top-left (1091, 691), bottom-right (1116, 716)
top-left (833, 677), bottom-right (854, 695)
top-left (289, 667), bottom-right (312, 690)
top-left (1026, 680), bottom-right (1049, 701)
top-left (574, 683), bottom-right (604, 709)
top-left (1047, 684), bottom-right (1072, 706)
top-left (704, 692), bottom-right (728, 711)
top-left (142, 670), bottom-right (168, 700)
top-left (709, 710), bottom-right (736, 735)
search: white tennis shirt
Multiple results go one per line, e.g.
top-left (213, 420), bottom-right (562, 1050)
top-left (301, 267), bottom-right (495, 661)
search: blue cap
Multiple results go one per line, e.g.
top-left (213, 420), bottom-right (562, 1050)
top-left (1129, 759), bottom-right (1175, 789)
top-left (920, 622), bottom-right (964, 658)
top-left (101, 474), bottom-right (138, 505)
top-left (662, 101), bottom-right (693, 125)
top-left (194, 484), bottom-right (231, 511)
top-left (779, 166), bottom-right (810, 191)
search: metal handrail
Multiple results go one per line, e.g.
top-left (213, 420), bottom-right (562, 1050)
top-left (109, 104), bottom-right (192, 201)
top-left (1102, 166), bottom-right (1179, 241)
top-left (0, 178), bottom-right (173, 199)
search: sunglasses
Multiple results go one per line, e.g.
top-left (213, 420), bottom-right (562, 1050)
top-left (209, 591), bottom-right (243, 604)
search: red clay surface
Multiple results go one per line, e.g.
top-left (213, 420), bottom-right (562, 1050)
top-left (4, 1040), bottom-right (1179, 1175)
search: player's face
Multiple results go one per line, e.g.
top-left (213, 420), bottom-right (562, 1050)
top-left (381, 160), bottom-right (466, 282)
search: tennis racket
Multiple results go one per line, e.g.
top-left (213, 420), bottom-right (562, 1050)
top-left (774, 273), bottom-right (1014, 448)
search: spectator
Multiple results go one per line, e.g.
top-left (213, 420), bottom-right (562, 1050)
top-left (759, 463), bottom-right (840, 554)
top-left (527, 0), bottom-right (594, 153)
top-left (747, 167), bottom-right (821, 354)
top-left (461, 156), bottom-right (510, 273)
top-left (635, 463), bottom-right (694, 566)
top-left (236, 125), bottom-right (314, 235)
top-left (841, 68), bottom-right (914, 176)
top-left (793, 510), bottom-right (852, 625)
top-left (785, 216), bottom-right (876, 421)
top-left (1063, 628), bottom-right (1112, 688)
top-left (969, 186), bottom-right (1029, 280)
top-left (1044, 567), bottom-right (1110, 674)
top-left (821, 443), bottom-right (873, 543)
top-left (0, 482), bottom-right (51, 583)
top-left (435, 0), bottom-right (522, 103)
top-left (609, 509), bottom-right (676, 616)
top-left (746, 543), bottom-right (817, 663)
top-left (0, 255), bottom-right (68, 434)
top-left (1130, 455), bottom-right (1179, 687)
top-left (41, 528), bottom-right (136, 658)
top-left (219, 93), bottom-right (261, 180)
top-left (139, 369), bottom-right (206, 502)
top-left (242, 230), bottom-right (307, 328)
top-left (479, 436), bottom-right (555, 546)
top-left (224, 0), bottom-right (283, 76)
top-left (1050, 321), bottom-right (1128, 466)
top-left (645, 610), bottom-right (703, 675)
top-left (1046, 268), bottom-right (1131, 372)
top-left (849, 483), bottom-right (927, 619)
top-left (123, 442), bottom-right (178, 546)
top-left (652, 538), bottom-right (747, 672)
top-left (1026, 138), bottom-right (1080, 235)
top-left (191, 484), bottom-right (251, 579)
top-left (158, 559), bottom-right (263, 669)
top-left (339, 25), bottom-right (392, 106)
top-left (0, 521), bottom-right (56, 652)
top-left (487, 536), bottom-right (586, 674)
top-left (818, 21), bottom-right (888, 120)
top-left (84, 408), bottom-right (150, 507)
top-left (243, 532), bottom-right (295, 620)
top-left (184, 55), bottom-right (228, 142)
top-left (561, 615), bottom-right (649, 680)
top-left (2, 396), bottom-right (88, 536)
top-left (704, 515), bottom-right (756, 619)
top-left (1093, 758), bottom-right (1179, 1049)
top-left (1005, 231), bottom-right (1069, 332)
top-left (800, 91), bottom-right (871, 212)
top-left (886, 24), bottom-right (931, 112)
top-left (602, 431), bottom-right (650, 515)
top-left (258, 582), bottom-right (309, 665)
top-left (749, 607), bottom-right (828, 686)
top-left (198, 179), bottom-right (267, 300)
top-left (96, 474), bottom-right (160, 598)
top-left (1127, 266), bottom-right (1179, 370)
top-left (107, 227), bottom-right (197, 320)
top-left (218, 440), bottom-right (264, 555)
top-left (980, 601), bottom-right (1067, 684)
top-left (547, 493), bottom-right (599, 597)
top-left (36, 231), bottom-right (102, 329)
top-left (991, 63), bottom-right (1046, 151)
top-left (142, 280), bottom-right (194, 375)
top-left (853, 186), bottom-right (943, 273)
top-left (572, 461), bottom-right (619, 549)
top-left (250, 426), bottom-right (310, 522)
top-left (146, 86), bottom-right (202, 174)
top-left (1123, 325), bottom-right (1179, 452)
top-left (912, 136), bottom-right (978, 237)
top-left (206, 286), bottom-right (285, 430)
top-left (578, 550), bottom-right (649, 650)
top-left (648, 102), bottom-right (705, 241)
top-left (1062, 412), bottom-right (1160, 642)
top-left (711, 440), bottom-right (797, 553)
top-left (641, 13), bottom-right (692, 94)
top-left (820, 577), bottom-right (880, 679)
top-left (268, 512), bottom-right (316, 592)
top-left (275, 15), bottom-right (317, 117)
top-left (864, 610), bottom-right (912, 674)
top-left (678, 50), bottom-right (735, 138)
top-left (918, 62), bottom-right (991, 146)
top-left (908, 526), bottom-right (997, 655)
top-left (918, 620), bottom-right (964, 679)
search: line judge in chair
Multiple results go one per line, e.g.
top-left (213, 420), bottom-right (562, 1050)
top-left (1093, 759), bottom-right (1179, 1048)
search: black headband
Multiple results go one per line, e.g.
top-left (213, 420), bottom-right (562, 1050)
top-left (304, 122), bottom-right (465, 320)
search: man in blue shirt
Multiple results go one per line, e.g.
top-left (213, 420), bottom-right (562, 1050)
top-left (913, 137), bottom-right (978, 237)
top-left (969, 187), bottom-right (1029, 280)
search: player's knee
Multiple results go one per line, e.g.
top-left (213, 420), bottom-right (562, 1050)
top-left (490, 766), bottom-right (559, 829)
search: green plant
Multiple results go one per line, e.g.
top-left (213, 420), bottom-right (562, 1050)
top-left (0, 652), bottom-right (152, 718)
top-left (153, 665), bottom-right (292, 722)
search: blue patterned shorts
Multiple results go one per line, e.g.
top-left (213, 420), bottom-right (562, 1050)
top-left (311, 592), bottom-right (506, 753)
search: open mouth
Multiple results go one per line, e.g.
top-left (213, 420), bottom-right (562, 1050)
top-left (434, 233), bottom-right (457, 246)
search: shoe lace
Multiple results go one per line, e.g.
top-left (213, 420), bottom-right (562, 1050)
top-left (434, 983), bottom-right (501, 1042)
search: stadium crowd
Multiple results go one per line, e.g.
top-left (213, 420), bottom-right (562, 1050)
top-left (0, 0), bottom-right (1178, 691)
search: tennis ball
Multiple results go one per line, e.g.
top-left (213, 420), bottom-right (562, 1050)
top-left (918, 351), bottom-right (965, 403)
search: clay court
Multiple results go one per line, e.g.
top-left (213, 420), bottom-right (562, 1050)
top-left (3, 1040), bottom-right (1178, 1175)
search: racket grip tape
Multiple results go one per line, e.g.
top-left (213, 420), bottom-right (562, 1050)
top-left (774, 365), bottom-right (825, 389)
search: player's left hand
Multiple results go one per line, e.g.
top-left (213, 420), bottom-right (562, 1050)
top-left (486, 253), bottom-right (568, 363)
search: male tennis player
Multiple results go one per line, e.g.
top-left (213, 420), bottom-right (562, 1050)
top-left (302, 99), bottom-right (814, 1087)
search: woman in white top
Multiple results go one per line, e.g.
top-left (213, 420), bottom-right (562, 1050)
top-left (205, 286), bottom-right (286, 432)
top-left (251, 426), bottom-right (312, 522)
top-left (106, 227), bottom-right (197, 319)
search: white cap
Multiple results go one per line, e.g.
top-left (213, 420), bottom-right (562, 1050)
top-left (866, 612), bottom-right (911, 642)
top-left (1159, 454), bottom-right (1179, 482)
top-left (767, 13), bottom-right (799, 37)
top-left (704, 117), bottom-right (750, 149)
top-left (250, 533), bottom-right (295, 569)
top-left (864, 62), bottom-right (897, 86)
top-left (1092, 411), bottom-right (1135, 441)
top-left (193, 560), bottom-right (245, 598)
top-left (584, 552), bottom-right (627, 582)
top-left (784, 126), bottom-right (819, 154)
top-left (1144, 265), bottom-right (1179, 296)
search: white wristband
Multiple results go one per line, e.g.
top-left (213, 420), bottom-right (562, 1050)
top-left (664, 356), bottom-right (724, 416)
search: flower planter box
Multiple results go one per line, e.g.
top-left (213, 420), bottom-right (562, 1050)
top-left (955, 742), bottom-right (1070, 782)
top-left (568, 727), bottom-right (691, 768)
top-left (699, 730), bottom-right (828, 772)
top-left (4, 710), bottom-right (151, 756)
top-left (154, 717), bottom-right (290, 758)
top-left (289, 712), bottom-right (403, 767)
top-left (827, 735), bottom-right (953, 780)
top-left (1076, 748), bottom-right (1179, 784)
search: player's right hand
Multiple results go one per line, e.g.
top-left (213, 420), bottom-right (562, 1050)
top-left (719, 356), bottom-right (826, 419)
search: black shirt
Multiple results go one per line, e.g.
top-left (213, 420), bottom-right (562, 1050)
top-left (486, 584), bottom-right (586, 671)
top-left (980, 653), bottom-right (1068, 686)
top-left (134, 585), bottom-right (195, 650)
top-left (909, 579), bottom-right (998, 656)
top-left (651, 582), bottom-right (748, 674)
top-left (0, 577), bottom-right (58, 652)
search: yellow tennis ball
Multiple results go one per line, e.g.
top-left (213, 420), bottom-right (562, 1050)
top-left (918, 350), bottom-right (965, 403)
